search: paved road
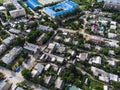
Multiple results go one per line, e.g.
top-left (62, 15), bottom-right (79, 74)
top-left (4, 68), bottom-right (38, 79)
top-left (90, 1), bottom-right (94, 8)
top-left (0, 66), bottom-right (48, 90)
top-left (58, 28), bottom-right (119, 44)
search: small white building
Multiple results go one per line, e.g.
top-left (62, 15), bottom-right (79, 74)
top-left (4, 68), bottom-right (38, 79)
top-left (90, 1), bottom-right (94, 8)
top-left (89, 56), bottom-right (102, 64)
top-left (55, 77), bottom-right (64, 89)
top-left (31, 63), bottom-right (44, 77)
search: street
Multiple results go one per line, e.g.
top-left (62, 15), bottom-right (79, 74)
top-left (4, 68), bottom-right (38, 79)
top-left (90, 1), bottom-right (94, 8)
top-left (0, 66), bottom-right (48, 90)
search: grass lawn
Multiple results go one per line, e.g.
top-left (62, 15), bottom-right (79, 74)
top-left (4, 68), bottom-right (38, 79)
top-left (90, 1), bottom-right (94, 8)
top-left (83, 79), bottom-right (103, 90)
top-left (0, 0), bottom-right (7, 3)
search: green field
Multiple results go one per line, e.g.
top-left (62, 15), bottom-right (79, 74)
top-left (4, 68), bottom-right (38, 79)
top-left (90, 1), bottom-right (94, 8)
top-left (0, 0), bottom-right (7, 3)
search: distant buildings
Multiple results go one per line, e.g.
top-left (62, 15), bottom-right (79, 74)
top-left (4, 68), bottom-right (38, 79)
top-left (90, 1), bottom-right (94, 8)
top-left (3, 1), bottom-right (26, 18)
top-left (2, 46), bottom-right (23, 65)
top-left (91, 66), bottom-right (119, 82)
top-left (26, 0), bottom-right (41, 9)
top-left (38, 0), bottom-right (63, 6)
top-left (97, 0), bottom-right (120, 9)
top-left (37, 25), bottom-right (53, 31)
top-left (86, 35), bottom-right (105, 44)
top-left (105, 0), bottom-right (120, 9)
top-left (43, 0), bottom-right (79, 18)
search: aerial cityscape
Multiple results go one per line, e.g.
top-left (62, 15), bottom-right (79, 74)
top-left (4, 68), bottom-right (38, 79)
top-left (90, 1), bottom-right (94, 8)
top-left (0, 0), bottom-right (120, 90)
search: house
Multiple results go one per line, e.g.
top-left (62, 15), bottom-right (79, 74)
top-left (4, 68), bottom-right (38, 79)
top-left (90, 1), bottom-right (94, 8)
top-left (110, 25), bottom-right (117, 30)
top-left (77, 53), bottom-right (88, 61)
top-left (54, 35), bottom-right (62, 41)
top-left (0, 44), bottom-right (7, 56)
top-left (44, 75), bottom-right (53, 85)
top-left (91, 66), bottom-right (119, 82)
top-left (57, 46), bottom-right (66, 54)
top-left (84, 43), bottom-right (91, 49)
top-left (0, 81), bottom-right (12, 90)
top-left (9, 28), bottom-right (21, 34)
top-left (2, 35), bottom-right (16, 46)
top-left (86, 35), bottom-right (105, 44)
top-left (106, 41), bottom-right (119, 48)
top-left (36, 33), bottom-right (47, 45)
top-left (37, 25), bottom-right (53, 31)
top-left (0, 6), bottom-right (6, 11)
top-left (24, 42), bottom-right (40, 54)
top-left (2, 46), bottom-right (23, 65)
top-left (55, 77), bottom-right (64, 89)
top-left (46, 43), bottom-right (56, 53)
top-left (64, 38), bottom-right (71, 43)
top-left (99, 76), bottom-right (109, 82)
top-left (109, 50), bottom-right (115, 55)
top-left (57, 67), bottom-right (63, 76)
top-left (89, 56), bottom-right (102, 64)
top-left (108, 33), bottom-right (117, 38)
top-left (31, 63), bottom-right (44, 77)
top-left (45, 64), bottom-right (51, 71)
top-left (95, 46), bottom-right (102, 51)
top-left (67, 49), bottom-right (75, 56)
top-left (104, 85), bottom-right (112, 90)
top-left (99, 20), bottom-right (108, 26)
top-left (105, 0), bottom-right (120, 10)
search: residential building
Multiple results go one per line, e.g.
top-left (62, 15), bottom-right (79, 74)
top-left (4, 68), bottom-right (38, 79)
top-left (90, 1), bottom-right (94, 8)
top-left (108, 33), bottom-right (117, 38)
top-left (38, 0), bottom-right (63, 6)
top-left (24, 42), bottom-right (40, 54)
top-left (105, 0), bottom-right (120, 9)
top-left (1, 46), bottom-right (23, 64)
top-left (26, 0), bottom-right (41, 9)
top-left (0, 6), bottom-right (6, 11)
top-left (104, 85), bottom-right (112, 90)
top-left (2, 35), bottom-right (16, 46)
top-left (4, 1), bottom-right (26, 18)
top-left (43, 0), bottom-right (79, 18)
top-left (77, 53), bottom-right (88, 61)
top-left (31, 63), bottom-right (44, 77)
top-left (36, 33), bottom-right (47, 45)
top-left (86, 35), bottom-right (105, 44)
top-left (0, 44), bottom-right (7, 56)
top-left (0, 81), bottom-right (12, 90)
top-left (37, 25), bottom-right (53, 31)
top-left (44, 75), bottom-right (53, 85)
top-left (9, 28), bottom-right (21, 34)
top-left (45, 64), bottom-right (51, 71)
top-left (55, 77), bottom-right (64, 89)
top-left (89, 56), bottom-right (102, 64)
top-left (91, 66), bottom-right (119, 82)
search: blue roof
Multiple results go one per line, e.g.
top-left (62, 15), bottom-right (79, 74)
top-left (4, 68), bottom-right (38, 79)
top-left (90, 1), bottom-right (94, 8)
top-left (15, 66), bottom-right (20, 72)
top-left (43, 0), bottom-right (79, 18)
top-left (26, 0), bottom-right (41, 9)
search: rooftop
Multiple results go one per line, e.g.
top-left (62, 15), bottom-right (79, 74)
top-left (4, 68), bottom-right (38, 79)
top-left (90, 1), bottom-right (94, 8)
top-left (43, 0), bottom-right (79, 18)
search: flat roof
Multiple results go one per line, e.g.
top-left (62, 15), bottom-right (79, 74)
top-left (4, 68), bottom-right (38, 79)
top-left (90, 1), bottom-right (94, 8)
top-left (43, 0), bottom-right (78, 18)
top-left (26, 0), bottom-right (41, 9)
